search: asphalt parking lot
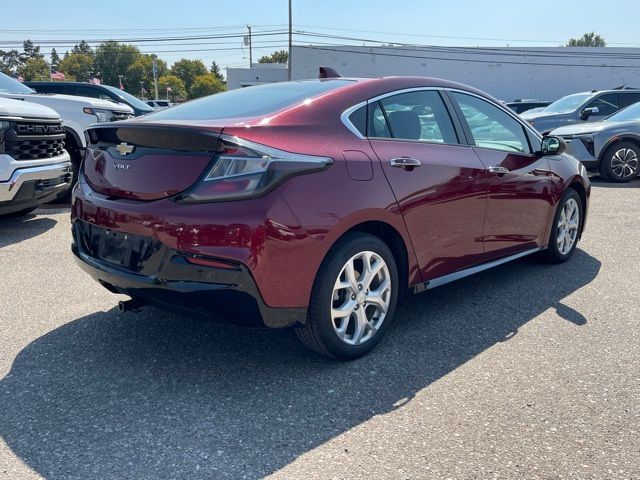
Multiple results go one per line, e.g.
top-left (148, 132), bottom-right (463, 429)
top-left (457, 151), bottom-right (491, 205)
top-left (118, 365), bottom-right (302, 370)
top-left (0, 178), bottom-right (638, 480)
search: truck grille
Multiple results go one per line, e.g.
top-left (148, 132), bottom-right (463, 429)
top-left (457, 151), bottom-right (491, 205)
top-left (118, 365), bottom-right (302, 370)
top-left (112, 112), bottom-right (134, 121)
top-left (1, 120), bottom-right (66, 161)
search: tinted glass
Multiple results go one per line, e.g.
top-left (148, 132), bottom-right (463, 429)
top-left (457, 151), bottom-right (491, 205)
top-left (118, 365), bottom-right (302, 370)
top-left (453, 92), bottom-right (530, 153)
top-left (146, 80), bottom-right (354, 120)
top-left (0, 72), bottom-right (35, 94)
top-left (379, 90), bottom-right (458, 143)
top-left (620, 92), bottom-right (640, 108)
top-left (368, 102), bottom-right (391, 138)
top-left (348, 105), bottom-right (367, 136)
top-left (585, 94), bottom-right (619, 116)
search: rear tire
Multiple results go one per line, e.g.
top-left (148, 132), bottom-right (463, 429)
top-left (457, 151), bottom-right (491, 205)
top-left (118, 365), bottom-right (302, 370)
top-left (541, 188), bottom-right (582, 263)
top-left (296, 232), bottom-right (399, 359)
top-left (599, 141), bottom-right (639, 182)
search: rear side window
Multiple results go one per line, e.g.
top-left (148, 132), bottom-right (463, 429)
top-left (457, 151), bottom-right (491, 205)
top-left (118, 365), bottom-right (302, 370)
top-left (362, 90), bottom-right (458, 143)
top-left (348, 106), bottom-right (367, 137)
top-left (378, 90), bottom-right (458, 143)
top-left (621, 92), bottom-right (640, 107)
top-left (146, 80), bottom-right (354, 120)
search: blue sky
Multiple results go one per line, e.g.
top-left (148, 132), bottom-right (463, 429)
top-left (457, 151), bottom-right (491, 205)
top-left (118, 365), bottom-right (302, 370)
top-left (2, 0), bottom-right (638, 72)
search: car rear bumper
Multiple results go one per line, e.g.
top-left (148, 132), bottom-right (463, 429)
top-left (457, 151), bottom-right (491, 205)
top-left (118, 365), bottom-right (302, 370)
top-left (0, 159), bottom-right (72, 215)
top-left (71, 219), bottom-right (307, 328)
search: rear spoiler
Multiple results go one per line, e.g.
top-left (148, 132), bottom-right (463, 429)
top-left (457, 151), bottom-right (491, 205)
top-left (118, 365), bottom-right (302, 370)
top-left (319, 66), bottom-right (342, 78)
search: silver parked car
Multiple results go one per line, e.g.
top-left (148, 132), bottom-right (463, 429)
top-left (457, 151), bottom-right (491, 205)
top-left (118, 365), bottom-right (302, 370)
top-left (522, 87), bottom-right (640, 135)
top-left (551, 102), bottom-right (640, 182)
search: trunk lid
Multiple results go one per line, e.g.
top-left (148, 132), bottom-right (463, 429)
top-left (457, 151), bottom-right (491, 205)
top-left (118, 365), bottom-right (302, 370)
top-left (84, 125), bottom-right (221, 201)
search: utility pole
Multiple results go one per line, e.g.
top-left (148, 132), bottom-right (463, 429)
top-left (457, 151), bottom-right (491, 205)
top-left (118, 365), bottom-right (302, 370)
top-left (246, 25), bottom-right (253, 67)
top-left (288, 0), bottom-right (292, 81)
top-left (152, 59), bottom-right (159, 100)
top-left (140, 81), bottom-right (144, 98)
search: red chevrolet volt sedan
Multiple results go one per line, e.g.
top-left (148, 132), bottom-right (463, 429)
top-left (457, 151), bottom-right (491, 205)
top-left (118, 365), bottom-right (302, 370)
top-left (71, 76), bottom-right (590, 359)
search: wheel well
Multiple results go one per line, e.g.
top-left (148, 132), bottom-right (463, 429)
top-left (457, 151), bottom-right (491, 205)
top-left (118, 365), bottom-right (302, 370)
top-left (343, 221), bottom-right (410, 300)
top-left (63, 128), bottom-right (82, 163)
top-left (599, 136), bottom-right (640, 161)
top-left (568, 181), bottom-right (587, 239)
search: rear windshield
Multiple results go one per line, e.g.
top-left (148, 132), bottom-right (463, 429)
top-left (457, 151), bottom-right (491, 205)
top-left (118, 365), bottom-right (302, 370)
top-left (145, 80), bottom-right (354, 120)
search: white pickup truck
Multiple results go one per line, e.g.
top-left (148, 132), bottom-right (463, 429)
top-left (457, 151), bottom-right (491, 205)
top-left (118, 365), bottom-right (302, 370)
top-left (0, 72), bottom-right (133, 199)
top-left (0, 97), bottom-right (72, 216)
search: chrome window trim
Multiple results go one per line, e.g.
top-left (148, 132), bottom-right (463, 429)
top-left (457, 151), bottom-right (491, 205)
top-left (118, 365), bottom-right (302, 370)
top-left (340, 87), bottom-right (445, 140)
top-left (340, 85), bottom-right (543, 150)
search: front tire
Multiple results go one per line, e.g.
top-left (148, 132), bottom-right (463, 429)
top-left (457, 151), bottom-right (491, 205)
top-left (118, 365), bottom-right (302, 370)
top-left (296, 232), bottom-right (399, 359)
top-left (542, 188), bottom-right (582, 263)
top-left (599, 141), bottom-right (639, 182)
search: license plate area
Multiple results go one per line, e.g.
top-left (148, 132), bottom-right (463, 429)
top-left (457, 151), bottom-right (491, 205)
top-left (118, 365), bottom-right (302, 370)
top-left (76, 221), bottom-right (165, 274)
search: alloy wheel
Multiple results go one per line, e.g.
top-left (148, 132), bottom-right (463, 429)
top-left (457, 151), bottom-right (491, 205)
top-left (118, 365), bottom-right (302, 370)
top-left (556, 198), bottom-right (580, 255)
top-left (611, 148), bottom-right (639, 179)
top-left (331, 251), bottom-right (391, 346)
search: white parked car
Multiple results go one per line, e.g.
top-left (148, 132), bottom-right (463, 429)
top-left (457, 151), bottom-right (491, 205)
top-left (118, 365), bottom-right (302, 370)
top-left (0, 72), bottom-right (134, 199)
top-left (0, 97), bottom-right (72, 216)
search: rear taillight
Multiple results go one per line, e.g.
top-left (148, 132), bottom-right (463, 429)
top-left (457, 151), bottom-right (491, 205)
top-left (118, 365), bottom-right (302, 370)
top-left (173, 134), bottom-right (333, 203)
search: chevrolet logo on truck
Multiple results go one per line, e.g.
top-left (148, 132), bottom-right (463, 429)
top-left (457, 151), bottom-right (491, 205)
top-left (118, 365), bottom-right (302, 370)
top-left (16, 123), bottom-right (64, 135)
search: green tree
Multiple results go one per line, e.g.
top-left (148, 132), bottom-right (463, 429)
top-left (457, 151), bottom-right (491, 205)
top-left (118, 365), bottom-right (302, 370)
top-left (20, 40), bottom-right (44, 63)
top-left (0, 49), bottom-right (21, 75)
top-left (567, 32), bottom-right (606, 47)
top-left (210, 60), bottom-right (224, 81)
top-left (157, 74), bottom-right (186, 101)
top-left (170, 58), bottom-right (207, 92)
top-left (94, 41), bottom-right (141, 91)
top-left (18, 57), bottom-right (50, 81)
top-left (189, 73), bottom-right (225, 99)
top-left (58, 53), bottom-right (94, 82)
top-left (258, 50), bottom-right (288, 63)
top-left (127, 54), bottom-right (168, 98)
top-left (50, 48), bottom-right (61, 71)
top-left (72, 40), bottom-right (94, 57)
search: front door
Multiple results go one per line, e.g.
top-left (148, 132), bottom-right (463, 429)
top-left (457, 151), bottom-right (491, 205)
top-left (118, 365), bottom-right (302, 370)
top-left (450, 91), bottom-right (558, 258)
top-left (367, 89), bottom-right (488, 281)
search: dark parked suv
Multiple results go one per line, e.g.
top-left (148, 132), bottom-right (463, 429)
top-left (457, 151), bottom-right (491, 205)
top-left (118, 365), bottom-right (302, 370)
top-left (71, 77), bottom-right (590, 359)
top-left (26, 82), bottom-right (154, 116)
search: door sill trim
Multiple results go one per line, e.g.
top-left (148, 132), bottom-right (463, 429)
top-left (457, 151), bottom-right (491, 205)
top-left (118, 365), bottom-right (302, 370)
top-left (414, 246), bottom-right (545, 293)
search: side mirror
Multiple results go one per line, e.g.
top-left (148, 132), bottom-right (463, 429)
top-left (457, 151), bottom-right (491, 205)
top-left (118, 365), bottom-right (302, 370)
top-left (580, 106), bottom-right (599, 120)
top-left (540, 135), bottom-right (567, 156)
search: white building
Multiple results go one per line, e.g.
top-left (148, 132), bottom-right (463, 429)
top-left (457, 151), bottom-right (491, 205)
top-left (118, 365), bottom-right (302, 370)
top-left (227, 45), bottom-right (640, 101)
top-left (226, 63), bottom-right (288, 89)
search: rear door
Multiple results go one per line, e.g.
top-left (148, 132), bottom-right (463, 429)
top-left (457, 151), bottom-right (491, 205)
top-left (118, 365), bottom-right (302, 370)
top-left (367, 89), bottom-right (488, 281)
top-left (449, 91), bottom-right (557, 258)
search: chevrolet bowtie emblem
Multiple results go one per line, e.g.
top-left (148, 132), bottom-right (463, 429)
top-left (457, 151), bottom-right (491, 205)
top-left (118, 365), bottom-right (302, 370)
top-left (116, 143), bottom-right (135, 155)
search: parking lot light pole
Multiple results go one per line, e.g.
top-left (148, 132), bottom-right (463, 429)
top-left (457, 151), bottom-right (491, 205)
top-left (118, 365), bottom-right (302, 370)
top-left (288, 0), bottom-right (292, 81)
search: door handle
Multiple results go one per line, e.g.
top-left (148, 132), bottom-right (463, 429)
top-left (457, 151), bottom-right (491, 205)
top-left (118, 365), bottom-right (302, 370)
top-left (488, 166), bottom-right (510, 175)
top-left (390, 157), bottom-right (421, 170)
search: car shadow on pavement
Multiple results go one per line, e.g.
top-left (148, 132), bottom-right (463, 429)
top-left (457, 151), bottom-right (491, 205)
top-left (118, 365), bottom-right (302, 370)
top-left (0, 212), bottom-right (59, 249)
top-left (589, 176), bottom-right (640, 188)
top-left (0, 249), bottom-right (600, 479)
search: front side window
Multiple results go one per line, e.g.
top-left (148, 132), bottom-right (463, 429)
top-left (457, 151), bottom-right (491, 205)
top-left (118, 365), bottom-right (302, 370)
top-left (585, 94), bottom-right (619, 116)
top-left (376, 90), bottom-right (458, 143)
top-left (452, 92), bottom-right (530, 153)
